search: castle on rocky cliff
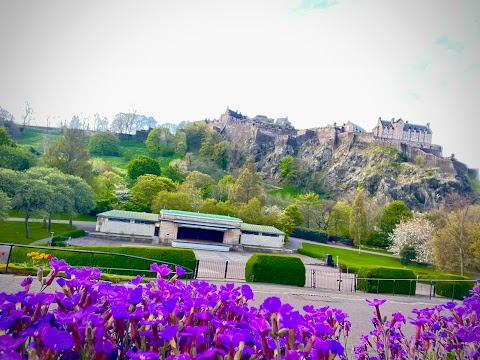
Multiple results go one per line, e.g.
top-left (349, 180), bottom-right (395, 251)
top-left (207, 108), bottom-right (443, 155)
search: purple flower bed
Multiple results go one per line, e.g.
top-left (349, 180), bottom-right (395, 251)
top-left (1, 258), bottom-right (479, 359)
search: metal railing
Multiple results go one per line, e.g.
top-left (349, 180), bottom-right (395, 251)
top-left (0, 243), bottom-right (194, 279)
top-left (194, 260), bottom-right (246, 280)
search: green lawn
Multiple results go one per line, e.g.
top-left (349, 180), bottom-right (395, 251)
top-left (300, 242), bottom-right (459, 278)
top-left (0, 221), bottom-right (77, 245)
top-left (8, 211), bottom-right (96, 222)
top-left (16, 127), bottom-right (62, 153)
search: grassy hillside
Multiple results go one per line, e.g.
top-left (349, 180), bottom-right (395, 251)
top-left (16, 127), bottom-right (62, 154)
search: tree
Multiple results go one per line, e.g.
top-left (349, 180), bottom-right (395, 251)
top-left (389, 216), bottom-right (434, 264)
top-left (26, 167), bottom-right (74, 232)
top-left (378, 200), bottom-right (412, 234)
top-left (0, 168), bottom-right (19, 197)
top-left (229, 157), bottom-right (266, 205)
top-left (212, 141), bottom-right (229, 170)
top-left (129, 175), bottom-right (178, 211)
top-left (151, 191), bottom-right (193, 212)
top-left (0, 190), bottom-right (10, 223)
top-left (92, 113), bottom-right (109, 131)
top-left (65, 175), bottom-right (96, 228)
top-left (184, 122), bottom-right (210, 153)
top-left (0, 144), bottom-right (36, 170)
top-left (173, 131), bottom-right (187, 156)
top-left (127, 155), bottom-right (161, 181)
top-left (69, 115), bottom-right (82, 129)
top-left (12, 177), bottom-right (53, 238)
top-left (199, 131), bottom-right (215, 158)
top-left (21, 101), bottom-right (33, 129)
top-left (279, 155), bottom-right (296, 182)
top-left (275, 214), bottom-right (295, 241)
top-left (328, 201), bottom-right (351, 237)
top-left (110, 113), bottom-right (131, 134)
top-left (88, 132), bottom-right (121, 156)
top-left (349, 190), bottom-right (369, 250)
top-left (0, 107), bottom-right (20, 138)
top-left (433, 205), bottom-right (480, 275)
top-left (145, 127), bottom-right (174, 155)
top-left (43, 128), bottom-right (93, 183)
top-left (236, 198), bottom-right (264, 224)
top-left (183, 171), bottom-right (215, 190)
top-left (284, 204), bottom-right (304, 227)
top-left (135, 115), bottom-right (157, 131)
top-left (294, 192), bottom-right (323, 229)
top-left (163, 164), bottom-right (187, 183)
top-left (0, 127), bottom-right (16, 147)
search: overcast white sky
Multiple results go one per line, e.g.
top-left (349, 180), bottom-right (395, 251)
top-left (1, 0), bottom-right (479, 170)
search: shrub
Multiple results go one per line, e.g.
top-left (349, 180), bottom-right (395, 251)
top-left (365, 231), bottom-right (391, 248)
top-left (292, 227), bottom-right (328, 243)
top-left (357, 267), bottom-right (416, 295)
top-left (297, 248), bottom-right (325, 259)
top-left (88, 131), bottom-right (121, 156)
top-left (10, 246), bottom-right (196, 277)
top-left (433, 275), bottom-right (475, 300)
top-left (245, 254), bottom-right (305, 287)
top-left (400, 246), bottom-right (416, 265)
top-left (328, 235), bottom-right (354, 246)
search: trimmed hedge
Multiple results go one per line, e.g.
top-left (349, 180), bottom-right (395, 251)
top-left (10, 246), bottom-right (197, 277)
top-left (245, 254), bottom-right (305, 287)
top-left (51, 229), bottom-right (86, 243)
top-left (292, 228), bottom-right (328, 243)
top-left (432, 275), bottom-right (474, 300)
top-left (357, 267), bottom-right (416, 295)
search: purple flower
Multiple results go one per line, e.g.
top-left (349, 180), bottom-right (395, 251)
top-left (20, 276), bottom-right (33, 292)
top-left (241, 284), bottom-right (254, 300)
top-left (150, 263), bottom-right (172, 278)
top-left (129, 275), bottom-right (145, 285)
top-left (162, 297), bottom-right (177, 313)
top-left (175, 266), bottom-right (186, 277)
top-left (128, 286), bottom-right (143, 305)
top-left (42, 327), bottom-right (74, 351)
top-left (49, 258), bottom-right (68, 272)
top-left (315, 323), bottom-right (334, 336)
top-left (262, 296), bottom-right (282, 313)
top-left (160, 325), bottom-right (178, 341)
top-left (0, 335), bottom-right (26, 353)
top-left (94, 336), bottom-right (114, 354)
top-left (366, 298), bottom-right (387, 307)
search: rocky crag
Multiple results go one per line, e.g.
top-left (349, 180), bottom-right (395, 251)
top-left (207, 115), bottom-right (477, 210)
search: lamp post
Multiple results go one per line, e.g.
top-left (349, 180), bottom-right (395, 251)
top-left (336, 255), bottom-right (339, 269)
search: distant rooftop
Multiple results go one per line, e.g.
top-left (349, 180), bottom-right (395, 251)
top-left (241, 223), bottom-right (285, 235)
top-left (160, 209), bottom-right (242, 222)
top-left (97, 210), bottom-right (159, 222)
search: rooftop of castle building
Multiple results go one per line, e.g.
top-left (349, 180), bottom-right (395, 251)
top-left (379, 118), bottom-right (432, 134)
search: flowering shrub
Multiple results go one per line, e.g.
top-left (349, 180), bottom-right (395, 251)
top-left (25, 251), bottom-right (52, 267)
top-left (0, 257), bottom-right (479, 359)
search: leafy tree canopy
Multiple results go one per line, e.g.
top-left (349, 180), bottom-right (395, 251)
top-left (127, 155), bottom-right (161, 180)
top-left (378, 200), bottom-right (412, 234)
top-left (129, 175), bottom-right (178, 212)
top-left (151, 191), bottom-right (193, 212)
top-left (43, 128), bottom-right (93, 183)
top-left (88, 131), bottom-right (121, 156)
